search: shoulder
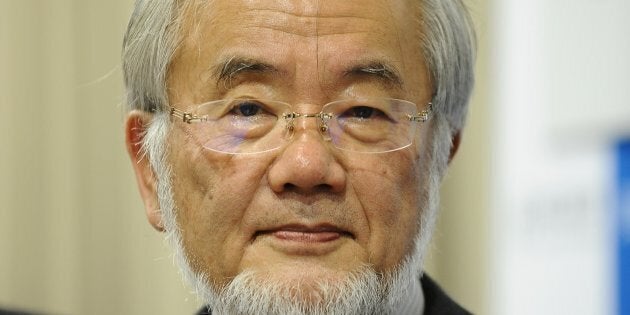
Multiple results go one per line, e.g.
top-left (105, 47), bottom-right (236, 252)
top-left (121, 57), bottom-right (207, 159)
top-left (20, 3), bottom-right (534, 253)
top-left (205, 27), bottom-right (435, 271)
top-left (421, 274), bottom-right (472, 315)
top-left (0, 309), bottom-right (40, 315)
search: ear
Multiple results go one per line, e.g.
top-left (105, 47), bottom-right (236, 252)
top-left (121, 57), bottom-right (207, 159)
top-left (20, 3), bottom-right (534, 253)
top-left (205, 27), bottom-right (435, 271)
top-left (125, 111), bottom-right (164, 232)
top-left (448, 130), bottom-right (462, 165)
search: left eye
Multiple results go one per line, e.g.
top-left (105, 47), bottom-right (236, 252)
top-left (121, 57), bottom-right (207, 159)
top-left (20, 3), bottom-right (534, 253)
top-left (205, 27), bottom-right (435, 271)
top-left (345, 106), bottom-right (385, 119)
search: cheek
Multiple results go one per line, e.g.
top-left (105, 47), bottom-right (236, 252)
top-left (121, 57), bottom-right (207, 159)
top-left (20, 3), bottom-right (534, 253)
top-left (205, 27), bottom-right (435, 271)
top-left (167, 134), bottom-right (273, 278)
top-left (346, 152), bottom-right (422, 268)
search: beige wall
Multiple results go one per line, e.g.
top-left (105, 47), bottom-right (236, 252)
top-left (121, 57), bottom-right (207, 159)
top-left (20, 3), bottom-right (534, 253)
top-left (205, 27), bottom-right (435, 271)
top-left (0, 1), bottom-right (489, 314)
top-left (0, 1), bottom-right (197, 314)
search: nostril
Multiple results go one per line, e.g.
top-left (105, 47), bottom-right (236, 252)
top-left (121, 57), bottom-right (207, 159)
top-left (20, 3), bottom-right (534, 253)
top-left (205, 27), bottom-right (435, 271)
top-left (314, 184), bottom-right (333, 193)
top-left (281, 183), bottom-right (333, 193)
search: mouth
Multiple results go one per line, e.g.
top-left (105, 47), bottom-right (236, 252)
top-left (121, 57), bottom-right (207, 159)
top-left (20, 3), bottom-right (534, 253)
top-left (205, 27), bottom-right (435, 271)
top-left (254, 224), bottom-right (354, 243)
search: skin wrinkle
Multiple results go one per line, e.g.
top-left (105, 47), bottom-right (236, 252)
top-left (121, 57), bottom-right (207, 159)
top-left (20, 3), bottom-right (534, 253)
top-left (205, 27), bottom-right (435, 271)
top-left (353, 158), bottom-right (417, 265)
top-left (185, 6), bottom-right (415, 103)
top-left (244, 25), bottom-right (373, 39)
top-left (241, 9), bottom-right (317, 38)
top-left (250, 8), bottom-right (380, 20)
top-left (171, 130), bottom-right (216, 202)
top-left (202, 3), bottom-right (404, 99)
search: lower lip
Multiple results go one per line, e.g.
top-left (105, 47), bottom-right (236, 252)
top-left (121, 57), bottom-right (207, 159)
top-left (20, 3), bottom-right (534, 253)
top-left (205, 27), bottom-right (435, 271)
top-left (272, 231), bottom-right (342, 243)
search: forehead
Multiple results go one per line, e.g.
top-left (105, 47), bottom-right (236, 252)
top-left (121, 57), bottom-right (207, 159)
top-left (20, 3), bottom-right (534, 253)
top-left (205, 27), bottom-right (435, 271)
top-left (170, 0), bottom-right (427, 102)
top-left (180, 0), bottom-right (418, 52)
top-left (183, 0), bottom-right (416, 34)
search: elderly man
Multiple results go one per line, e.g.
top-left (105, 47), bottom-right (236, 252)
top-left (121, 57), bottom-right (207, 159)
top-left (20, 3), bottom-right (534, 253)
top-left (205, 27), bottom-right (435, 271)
top-left (123, 0), bottom-right (475, 313)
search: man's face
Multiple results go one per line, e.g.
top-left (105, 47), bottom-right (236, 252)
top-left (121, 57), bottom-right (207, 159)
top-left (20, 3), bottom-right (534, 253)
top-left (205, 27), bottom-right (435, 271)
top-left (158, 0), bottom-right (433, 298)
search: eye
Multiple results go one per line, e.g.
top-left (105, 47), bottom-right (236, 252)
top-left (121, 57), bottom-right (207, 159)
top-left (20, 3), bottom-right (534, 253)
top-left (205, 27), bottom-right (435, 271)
top-left (345, 106), bottom-right (385, 119)
top-left (231, 100), bottom-right (266, 117)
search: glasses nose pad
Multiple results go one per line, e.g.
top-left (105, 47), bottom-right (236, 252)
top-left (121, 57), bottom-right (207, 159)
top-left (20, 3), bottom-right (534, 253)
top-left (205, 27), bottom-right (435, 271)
top-left (318, 115), bottom-right (332, 141)
top-left (283, 113), bottom-right (332, 142)
top-left (285, 119), bottom-right (296, 137)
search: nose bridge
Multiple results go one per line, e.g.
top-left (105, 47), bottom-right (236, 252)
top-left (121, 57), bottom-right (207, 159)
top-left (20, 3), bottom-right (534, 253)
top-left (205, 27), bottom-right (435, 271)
top-left (287, 111), bottom-right (329, 138)
top-left (268, 110), bottom-right (345, 193)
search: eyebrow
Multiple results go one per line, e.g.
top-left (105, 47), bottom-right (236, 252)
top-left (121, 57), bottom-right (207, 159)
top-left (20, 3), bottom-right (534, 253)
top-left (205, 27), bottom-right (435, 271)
top-left (344, 61), bottom-right (404, 90)
top-left (212, 56), bottom-right (278, 89)
top-left (211, 57), bottom-right (404, 91)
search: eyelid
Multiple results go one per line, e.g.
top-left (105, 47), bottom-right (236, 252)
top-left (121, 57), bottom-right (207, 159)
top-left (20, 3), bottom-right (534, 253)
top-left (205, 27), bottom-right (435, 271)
top-left (229, 99), bottom-right (284, 118)
top-left (230, 99), bottom-right (262, 111)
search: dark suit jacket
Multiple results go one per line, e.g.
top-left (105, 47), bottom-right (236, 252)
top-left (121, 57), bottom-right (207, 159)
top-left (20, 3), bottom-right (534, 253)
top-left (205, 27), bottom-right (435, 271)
top-left (196, 274), bottom-right (471, 314)
top-left (421, 274), bottom-right (471, 315)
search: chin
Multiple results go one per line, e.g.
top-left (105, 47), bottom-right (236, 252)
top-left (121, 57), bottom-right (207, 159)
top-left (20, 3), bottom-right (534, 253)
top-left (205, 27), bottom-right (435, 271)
top-left (249, 260), bottom-right (366, 290)
top-left (211, 263), bottom-right (385, 315)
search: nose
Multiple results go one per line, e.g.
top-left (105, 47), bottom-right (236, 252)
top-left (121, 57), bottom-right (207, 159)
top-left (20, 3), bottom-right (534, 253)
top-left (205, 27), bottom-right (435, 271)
top-left (267, 118), bottom-right (346, 194)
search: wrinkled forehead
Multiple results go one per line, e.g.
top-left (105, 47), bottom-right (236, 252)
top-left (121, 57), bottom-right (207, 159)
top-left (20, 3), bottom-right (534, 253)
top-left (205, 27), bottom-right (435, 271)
top-left (181, 0), bottom-right (417, 35)
top-left (177, 0), bottom-right (421, 59)
top-left (170, 0), bottom-right (428, 103)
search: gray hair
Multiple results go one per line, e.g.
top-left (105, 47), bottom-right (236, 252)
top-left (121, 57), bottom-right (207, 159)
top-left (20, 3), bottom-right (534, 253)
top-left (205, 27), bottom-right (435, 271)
top-left (122, 0), bottom-right (476, 133)
top-left (418, 0), bottom-right (476, 133)
top-left (122, 0), bottom-right (182, 113)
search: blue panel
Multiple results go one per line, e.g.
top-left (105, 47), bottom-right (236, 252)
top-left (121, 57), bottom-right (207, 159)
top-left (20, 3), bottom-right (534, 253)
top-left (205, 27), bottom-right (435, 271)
top-left (618, 139), bottom-right (630, 315)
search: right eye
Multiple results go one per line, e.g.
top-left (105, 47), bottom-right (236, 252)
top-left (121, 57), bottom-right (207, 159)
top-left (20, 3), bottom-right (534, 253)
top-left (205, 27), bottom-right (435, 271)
top-left (230, 101), bottom-right (265, 117)
top-left (349, 106), bottom-right (377, 119)
top-left (340, 105), bottom-right (388, 120)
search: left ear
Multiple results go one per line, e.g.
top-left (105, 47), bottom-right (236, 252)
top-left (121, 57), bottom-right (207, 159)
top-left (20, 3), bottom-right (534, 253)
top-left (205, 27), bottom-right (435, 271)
top-left (448, 130), bottom-right (462, 164)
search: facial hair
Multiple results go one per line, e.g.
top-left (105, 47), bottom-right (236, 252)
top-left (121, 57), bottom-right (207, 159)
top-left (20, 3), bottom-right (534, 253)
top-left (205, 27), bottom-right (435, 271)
top-left (143, 113), bottom-right (443, 314)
